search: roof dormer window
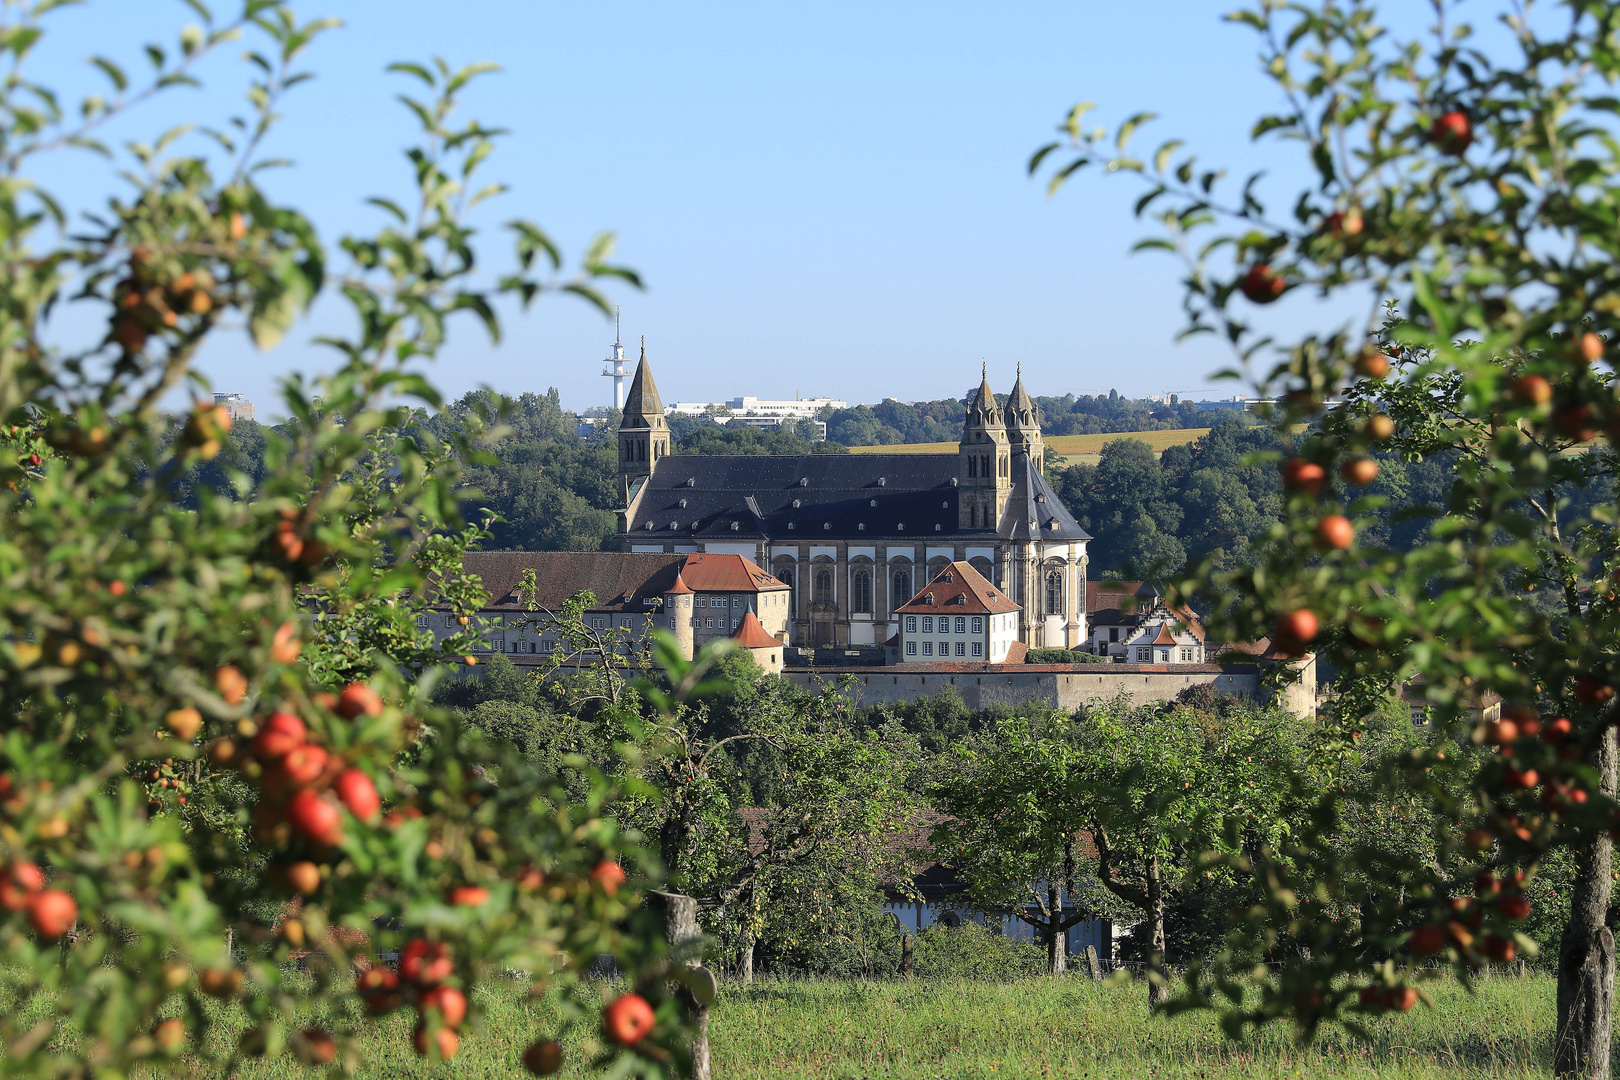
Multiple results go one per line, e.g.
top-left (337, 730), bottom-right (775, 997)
top-left (788, 522), bottom-right (796, 531)
top-left (679, 498), bottom-right (688, 508)
top-left (799, 477), bottom-right (809, 487)
top-left (730, 521), bottom-right (740, 531)
top-left (858, 523), bottom-right (866, 531)
top-left (878, 477), bottom-right (886, 486)
top-left (870, 499), bottom-right (878, 507)
top-left (792, 499), bottom-right (801, 508)
top-left (686, 477), bottom-right (696, 487)
top-left (823, 522), bottom-right (832, 530)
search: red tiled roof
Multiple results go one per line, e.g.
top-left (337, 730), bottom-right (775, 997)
top-left (665, 573), bottom-right (692, 595)
top-left (732, 612), bottom-right (782, 649)
top-left (1150, 625), bottom-right (1178, 646)
top-left (677, 553), bottom-right (789, 594)
top-left (1004, 640), bottom-right (1028, 664)
top-left (896, 560), bottom-right (1018, 615)
top-left (453, 551), bottom-right (684, 613)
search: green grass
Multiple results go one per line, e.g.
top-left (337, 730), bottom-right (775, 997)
top-left (142, 971), bottom-right (1563, 1079)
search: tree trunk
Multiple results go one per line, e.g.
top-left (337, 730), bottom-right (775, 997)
top-left (1046, 880), bottom-right (1067, 976)
top-left (652, 892), bottom-right (711, 1080)
top-left (738, 928), bottom-right (754, 986)
top-left (1556, 726), bottom-right (1617, 1079)
top-left (900, 932), bottom-right (915, 977)
top-left (1147, 854), bottom-right (1169, 1006)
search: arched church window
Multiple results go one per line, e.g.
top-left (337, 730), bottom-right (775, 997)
top-left (814, 569), bottom-right (833, 604)
top-left (851, 569), bottom-right (872, 613)
top-left (1045, 570), bottom-right (1063, 615)
top-left (892, 569), bottom-right (911, 605)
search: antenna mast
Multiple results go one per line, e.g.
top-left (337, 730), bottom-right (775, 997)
top-left (602, 307), bottom-right (631, 410)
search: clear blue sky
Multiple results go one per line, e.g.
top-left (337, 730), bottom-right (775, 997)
top-left (30, 1), bottom-right (1396, 418)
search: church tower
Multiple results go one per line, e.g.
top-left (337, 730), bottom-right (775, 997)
top-left (618, 339), bottom-right (670, 506)
top-left (1003, 364), bottom-right (1045, 473)
top-left (958, 365), bottom-right (1012, 530)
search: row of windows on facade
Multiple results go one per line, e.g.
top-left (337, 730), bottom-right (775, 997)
top-left (906, 641), bottom-right (982, 657)
top-left (419, 594), bottom-right (777, 631)
top-left (773, 567), bottom-right (1069, 614)
top-left (905, 616), bottom-right (983, 634)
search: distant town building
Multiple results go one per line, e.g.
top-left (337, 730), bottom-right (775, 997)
top-left (1086, 581), bottom-right (1205, 664)
top-left (666, 394), bottom-right (844, 441)
top-left (894, 561), bottom-right (1021, 663)
top-left (213, 393), bottom-right (254, 423)
top-left (423, 550), bottom-right (789, 663)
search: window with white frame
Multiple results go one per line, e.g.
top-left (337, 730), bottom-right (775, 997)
top-left (955, 642), bottom-right (965, 657)
top-left (706, 618), bottom-right (714, 628)
top-left (1136, 647), bottom-right (1151, 662)
top-left (906, 641), bottom-right (917, 655)
top-left (415, 615), bottom-right (429, 628)
top-left (592, 617), bottom-right (605, 629)
top-left (972, 642), bottom-right (983, 657)
top-left (906, 616), bottom-right (916, 632)
top-left (922, 616), bottom-right (933, 633)
top-left (972, 617), bottom-right (982, 633)
top-left (923, 641), bottom-right (933, 656)
top-left (940, 641), bottom-right (949, 655)
top-left (955, 617), bottom-right (966, 633)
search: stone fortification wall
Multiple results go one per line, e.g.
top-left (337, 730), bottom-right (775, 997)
top-left (783, 659), bottom-right (1316, 716)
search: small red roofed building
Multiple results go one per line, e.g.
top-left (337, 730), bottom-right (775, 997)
top-left (1086, 581), bottom-right (1204, 664)
top-left (895, 560), bottom-right (1020, 663)
top-left (732, 611), bottom-right (786, 674)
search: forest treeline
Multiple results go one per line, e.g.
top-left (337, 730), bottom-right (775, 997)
top-left (821, 391), bottom-right (1210, 446)
top-left (165, 387), bottom-right (1603, 578)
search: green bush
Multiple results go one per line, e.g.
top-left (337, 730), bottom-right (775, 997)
top-left (913, 920), bottom-right (1047, 980)
top-left (1024, 648), bottom-right (1109, 664)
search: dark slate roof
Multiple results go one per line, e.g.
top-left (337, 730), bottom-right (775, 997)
top-left (998, 456), bottom-right (1092, 541)
top-left (627, 452), bottom-right (1092, 544)
top-left (628, 454), bottom-right (986, 541)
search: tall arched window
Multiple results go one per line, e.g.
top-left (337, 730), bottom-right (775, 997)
top-left (1045, 570), bottom-right (1064, 615)
top-left (892, 569), bottom-right (911, 605)
top-left (814, 569), bottom-right (833, 604)
top-left (851, 568), bottom-right (872, 613)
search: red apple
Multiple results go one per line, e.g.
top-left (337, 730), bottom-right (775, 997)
top-left (297, 1028), bottom-right (338, 1066)
top-left (1313, 515), bottom-right (1354, 550)
top-left (1430, 110), bottom-right (1473, 154)
top-left (253, 711), bottom-right (306, 761)
top-left (419, 985), bottom-right (467, 1029)
top-left (268, 743), bottom-right (329, 792)
top-left (1340, 458), bottom-right (1379, 486)
top-left (337, 683), bottom-right (383, 720)
top-left (1502, 766), bottom-right (1539, 790)
top-left (1576, 676), bottom-right (1614, 706)
top-left (603, 993), bottom-right (656, 1045)
top-left (1497, 895), bottom-right (1532, 921)
top-left (333, 769), bottom-right (381, 823)
top-left (1510, 375), bottom-right (1552, 406)
top-left (286, 789), bottom-right (343, 847)
top-left (1482, 719), bottom-right (1519, 744)
top-left (1408, 924), bottom-right (1446, 955)
top-left (1577, 332), bottom-right (1605, 364)
top-left (357, 966), bottom-right (403, 1014)
top-left (1556, 403), bottom-right (1598, 442)
top-left (449, 886), bottom-right (490, 908)
top-left (1542, 717), bottom-right (1573, 742)
top-left (29, 889), bottom-right (77, 938)
top-left (590, 860), bottom-right (627, 896)
top-left (1280, 458), bottom-right (1326, 495)
top-left (523, 1039), bottom-right (564, 1076)
top-left (401, 938), bottom-right (453, 986)
top-left (1272, 610), bottom-right (1319, 656)
top-left (412, 1025), bottom-right (459, 1060)
top-left (1484, 934), bottom-right (1516, 963)
top-left (1239, 264), bottom-right (1287, 304)
top-left (1352, 350), bottom-right (1388, 377)
top-left (1389, 986), bottom-right (1418, 1011)
top-left (285, 860), bottom-right (322, 895)
top-left (0, 861), bottom-right (45, 911)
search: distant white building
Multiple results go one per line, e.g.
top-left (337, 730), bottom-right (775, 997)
top-left (667, 395), bottom-right (846, 420)
top-left (895, 561), bottom-right (1021, 663)
top-left (1086, 582), bottom-right (1205, 664)
top-left (213, 393), bottom-right (254, 423)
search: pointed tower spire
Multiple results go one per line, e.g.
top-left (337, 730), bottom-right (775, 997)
top-left (959, 366), bottom-right (1011, 531)
top-left (622, 339), bottom-right (665, 425)
top-left (618, 340), bottom-right (669, 506)
top-left (1004, 364), bottom-right (1044, 471)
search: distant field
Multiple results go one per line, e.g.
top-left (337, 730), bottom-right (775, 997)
top-left (846, 427), bottom-right (1215, 469)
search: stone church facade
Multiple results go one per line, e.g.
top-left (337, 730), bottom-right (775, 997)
top-left (615, 352), bottom-right (1091, 650)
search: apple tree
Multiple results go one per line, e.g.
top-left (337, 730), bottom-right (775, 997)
top-left (0, 3), bottom-right (688, 1077)
top-left (1036, 0), bottom-right (1620, 1073)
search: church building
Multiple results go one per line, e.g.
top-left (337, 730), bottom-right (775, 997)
top-left (616, 350), bottom-right (1092, 650)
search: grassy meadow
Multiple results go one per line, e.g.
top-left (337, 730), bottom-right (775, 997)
top-left (102, 970), bottom-right (1566, 1079)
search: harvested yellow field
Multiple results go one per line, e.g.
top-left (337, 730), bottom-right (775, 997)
top-left (846, 427), bottom-right (1213, 456)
